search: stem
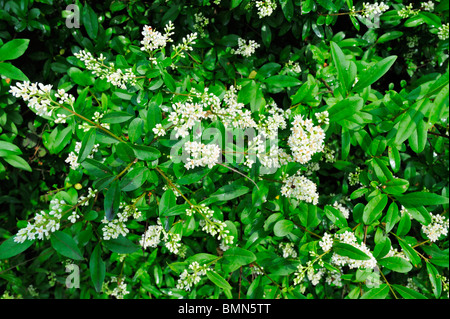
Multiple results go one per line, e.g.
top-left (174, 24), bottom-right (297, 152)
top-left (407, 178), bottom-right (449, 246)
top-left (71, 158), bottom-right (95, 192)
top-left (379, 268), bottom-right (398, 299)
top-left (113, 158), bottom-right (138, 182)
top-left (217, 162), bottom-right (260, 190)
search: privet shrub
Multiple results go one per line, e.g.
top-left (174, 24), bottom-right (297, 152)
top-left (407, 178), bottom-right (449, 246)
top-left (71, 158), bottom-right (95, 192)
top-left (0, 0), bottom-right (449, 300)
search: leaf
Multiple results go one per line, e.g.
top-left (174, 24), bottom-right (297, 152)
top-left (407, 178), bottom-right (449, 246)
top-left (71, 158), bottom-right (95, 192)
top-left (363, 194), bottom-right (388, 225)
top-left (396, 192), bottom-right (449, 207)
top-left (381, 178), bottom-right (409, 195)
top-left (115, 142), bottom-right (136, 162)
top-left (377, 31), bottom-right (403, 43)
top-left (333, 242), bottom-right (371, 260)
top-left (327, 96), bottom-right (364, 123)
top-left (132, 145), bottom-right (161, 161)
top-left (206, 271), bottom-right (232, 291)
top-left (104, 180), bottom-right (121, 221)
top-left (398, 239), bottom-right (421, 268)
top-left (201, 183), bottom-right (249, 205)
top-left (89, 244), bottom-right (105, 293)
top-left (0, 63), bottom-right (29, 81)
top-left (394, 98), bottom-right (431, 145)
top-left (82, 3), bottom-right (98, 39)
top-left (0, 39), bottom-right (29, 61)
top-left (426, 261), bottom-right (442, 299)
top-left (263, 75), bottom-right (301, 88)
top-left (103, 236), bottom-right (139, 254)
top-left (273, 219), bottom-right (294, 237)
top-left (393, 285), bottom-right (427, 299)
top-left (161, 204), bottom-right (190, 217)
top-left (324, 205), bottom-right (348, 228)
top-left (77, 129), bottom-right (96, 163)
top-left (120, 167), bottom-right (149, 192)
top-left (279, 0), bottom-right (294, 21)
top-left (360, 284), bottom-right (390, 299)
top-left (0, 237), bottom-right (34, 259)
top-left (159, 189), bottom-right (176, 216)
top-left (384, 202), bottom-right (399, 233)
top-left (3, 154), bottom-right (31, 172)
top-left (330, 41), bottom-right (352, 93)
top-left (102, 111), bottom-right (134, 124)
top-left (378, 257), bottom-right (412, 273)
top-left (50, 231), bottom-right (84, 261)
top-left (221, 247), bottom-right (256, 273)
top-left (353, 56), bottom-right (397, 92)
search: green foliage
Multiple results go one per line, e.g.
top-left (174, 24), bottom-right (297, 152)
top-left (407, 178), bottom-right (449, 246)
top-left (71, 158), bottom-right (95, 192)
top-left (0, 0), bottom-right (448, 301)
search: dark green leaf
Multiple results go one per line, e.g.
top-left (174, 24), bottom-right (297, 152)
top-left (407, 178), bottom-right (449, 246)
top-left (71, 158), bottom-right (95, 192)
top-left (89, 244), bottom-right (105, 293)
top-left (0, 237), bottom-right (34, 260)
top-left (50, 231), bottom-right (84, 260)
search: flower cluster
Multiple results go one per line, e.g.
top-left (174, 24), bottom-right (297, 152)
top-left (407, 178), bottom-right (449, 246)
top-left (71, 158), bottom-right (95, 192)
top-left (193, 12), bottom-right (209, 37)
top-left (438, 23), bottom-right (449, 41)
top-left (287, 114), bottom-right (326, 164)
top-left (330, 231), bottom-right (377, 269)
top-left (362, 2), bottom-right (389, 19)
top-left (279, 242), bottom-right (298, 258)
top-left (348, 167), bottom-right (362, 186)
top-left (421, 1), bottom-right (434, 11)
top-left (14, 198), bottom-right (66, 243)
top-left (398, 3), bottom-right (420, 19)
top-left (102, 277), bottom-right (129, 299)
top-left (140, 22), bottom-right (175, 53)
top-left (315, 111), bottom-right (329, 125)
top-left (319, 233), bottom-right (334, 252)
top-left (65, 141), bottom-right (100, 170)
top-left (232, 38), bottom-right (260, 58)
top-left (281, 172), bottom-right (319, 205)
top-left (168, 102), bottom-right (208, 138)
top-left (152, 123), bottom-right (166, 137)
top-left (139, 218), bottom-right (185, 256)
top-left (74, 50), bottom-right (137, 89)
top-left (9, 81), bottom-right (60, 118)
top-left (422, 213), bottom-right (449, 242)
top-left (101, 203), bottom-right (142, 241)
top-left (171, 32), bottom-right (198, 59)
top-left (176, 261), bottom-right (211, 291)
top-left (255, 0), bottom-right (277, 18)
top-left (183, 141), bottom-right (221, 170)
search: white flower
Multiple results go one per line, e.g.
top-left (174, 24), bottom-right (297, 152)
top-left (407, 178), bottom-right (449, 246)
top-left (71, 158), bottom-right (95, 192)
top-left (183, 141), bottom-right (221, 169)
top-left (279, 242), bottom-right (298, 258)
top-left (287, 115), bottom-right (325, 164)
top-left (281, 172), bottom-right (319, 205)
top-left (140, 22), bottom-right (174, 52)
top-left (176, 261), bottom-right (211, 291)
top-left (172, 32), bottom-right (198, 58)
top-left (330, 231), bottom-right (377, 269)
top-left (152, 123), bottom-right (166, 137)
top-left (319, 233), bottom-right (334, 252)
top-left (421, 1), bottom-right (434, 11)
top-left (422, 213), bottom-right (449, 242)
top-left (232, 38), bottom-right (260, 58)
top-left (398, 3), bottom-right (420, 19)
top-left (255, 0), bottom-right (277, 18)
top-left (438, 23), bottom-right (449, 41)
top-left (362, 2), bottom-right (389, 18)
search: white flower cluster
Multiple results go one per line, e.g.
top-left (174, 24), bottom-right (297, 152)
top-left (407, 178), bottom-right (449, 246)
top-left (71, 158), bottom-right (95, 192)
top-left (330, 231), bottom-right (377, 269)
top-left (333, 201), bottom-right (350, 219)
top-left (421, 1), bottom-right (434, 11)
top-left (279, 242), bottom-right (298, 258)
top-left (168, 102), bottom-right (208, 138)
top-left (287, 114), bottom-right (325, 164)
top-left (176, 261), bottom-right (211, 291)
top-left (362, 2), bottom-right (389, 18)
top-left (315, 111), bottom-right (329, 125)
top-left (232, 38), bottom-right (260, 58)
top-left (244, 135), bottom-right (290, 170)
top-left (281, 172), bottom-right (319, 205)
top-left (65, 141), bottom-right (100, 170)
top-left (78, 111), bottom-right (110, 133)
top-left (293, 252), bottom-right (329, 287)
top-left (386, 247), bottom-right (409, 261)
top-left (14, 199), bottom-right (66, 243)
top-left (257, 102), bottom-right (289, 140)
top-left (319, 232), bottom-right (334, 252)
top-left (152, 123), bottom-right (166, 137)
top-left (189, 204), bottom-right (234, 245)
top-left (9, 81), bottom-right (59, 117)
top-left (255, 0), bottom-right (277, 18)
top-left (285, 60), bottom-right (302, 74)
top-left (172, 32), bottom-right (198, 58)
top-left (74, 50), bottom-right (137, 89)
top-left (422, 213), bottom-right (449, 242)
top-left (139, 218), bottom-right (185, 256)
top-left (140, 22), bottom-right (175, 53)
top-left (101, 203), bottom-right (142, 241)
top-left (194, 12), bottom-right (209, 37)
top-left (348, 167), bottom-right (362, 186)
top-left (398, 3), bottom-right (420, 19)
top-left (103, 277), bottom-right (129, 299)
top-left (438, 23), bottom-right (449, 41)
top-left (183, 141), bottom-right (221, 170)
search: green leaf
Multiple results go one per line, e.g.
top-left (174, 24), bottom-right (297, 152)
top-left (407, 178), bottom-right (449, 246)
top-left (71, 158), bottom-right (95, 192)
top-left (363, 194), bottom-right (388, 225)
top-left (120, 167), bottom-right (149, 192)
top-left (103, 235), bottom-right (139, 254)
top-left (102, 111), bottom-right (134, 124)
top-left (392, 285), bottom-right (427, 299)
top-left (132, 145), bottom-right (161, 161)
top-left (0, 63), bottom-right (29, 81)
top-left (330, 41), bottom-right (352, 93)
top-left (279, 0), bottom-right (294, 21)
top-left (327, 96), bottom-right (364, 123)
top-left (161, 204), bottom-right (190, 217)
top-left (360, 284), bottom-right (390, 299)
top-left (394, 99), bottom-right (431, 145)
top-left (104, 180), bottom-right (121, 221)
top-left (206, 271), bottom-right (232, 291)
top-left (115, 142), bottom-right (136, 162)
top-left (377, 31), bottom-right (403, 43)
top-left (3, 154), bottom-right (31, 172)
top-left (82, 3), bottom-right (98, 39)
top-left (201, 183), bottom-right (249, 205)
top-left (353, 56), bottom-right (397, 92)
top-left (159, 189), bottom-right (176, 216)
top-left (396, 192), bottom-right (449, 207)
top-left (77, 129), bottom-right (96, 163)
top-left (89, 244), bottom-right (105, 293)
top-left (221, 247), bottom-right (256, 273)
top-left (0, 39), bottom-right (29, 61)
top-left (263, 75), bottom-right (301, 88)
top-left (398, 239), bottom-right (421, 268)
top-left (0, 237), bottom-right (34, 259)
top-left (333, 242), bottom-right (371, 260)
top-left (50, 231), bottom-right (84, 261)
top-left (274, 219), bottom-right (295, 237)
top-left (378, 257), bottom-right (412, 273)
top-left (324, 205), bottom-right (348, 228)
top-left (427, 261), bottom-right (443, 299)
top-left (381, 178), bottom-right (409, 195)
top-left (385, 202), bottom-right (399, 233)
top-left (388, 146), bottom-right (401, 173)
